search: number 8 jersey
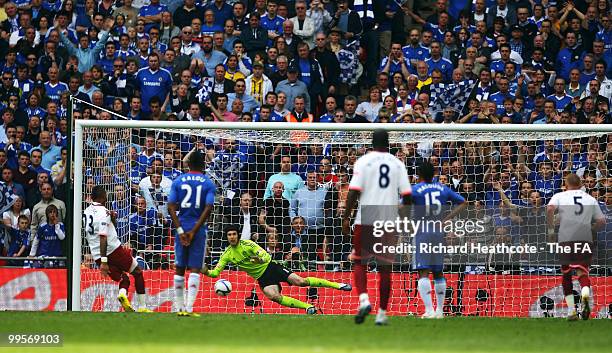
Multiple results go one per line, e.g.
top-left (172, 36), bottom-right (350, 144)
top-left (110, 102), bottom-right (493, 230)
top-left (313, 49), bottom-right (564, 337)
top-left (83, 203), bottom-right (122, 260)
top-left (348, 151), bottom-right (412, 225)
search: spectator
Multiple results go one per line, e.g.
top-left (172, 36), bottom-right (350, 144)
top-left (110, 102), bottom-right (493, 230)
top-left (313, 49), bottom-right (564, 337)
top-left (30, 182), bottom-right (66, 236)
top-left (239, 13), bottom-right (267, 59)
top-left (227, 78), bottom-right (259, 113)
top-left (2, 197), bottom-right (31, 230)
top-left (36, 131), bottom-right (62, 170)
top-left (289, 171), bottom-right (327, 260)
top-left (29, 204), bottom-right (65, 267)
top-left (129, 195), bottom-right (164, 268)
top-left (136, 53), bottom-right (173, 114)
top-left (228, 192), bottom-right (260, 240)
top-left (5, 214), bottom-right (30, 265)
top-left (12, 151), bottom-right (37, 193)
top-left (275, 64), bottom-right (309, 111)
top-left (50, 147), bottom-right (68, 186)
top-left (1, 167), bottom-right (24, 200)
top-left (290, 1), bottom-right (315, 50)
top-left (57, 17), bottom-right (114, 73)
top-left (258, 180), bottom-right (291, 242)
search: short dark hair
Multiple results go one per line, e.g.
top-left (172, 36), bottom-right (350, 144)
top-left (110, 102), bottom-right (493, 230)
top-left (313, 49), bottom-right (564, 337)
top-left (225, 225), bottom-right (240, 235)
top-left (372, 129), bottom-right (389, 149)
top-left (187, 150), bottom-right (205, 171)
top-left (91, 185), bottom-right (107, 200)
top-left (419, 161), bottom-right (436, 182)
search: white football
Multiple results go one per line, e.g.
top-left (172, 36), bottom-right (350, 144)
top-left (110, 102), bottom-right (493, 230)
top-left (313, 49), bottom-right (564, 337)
top-left (214, 279), bottom-right (232, 296)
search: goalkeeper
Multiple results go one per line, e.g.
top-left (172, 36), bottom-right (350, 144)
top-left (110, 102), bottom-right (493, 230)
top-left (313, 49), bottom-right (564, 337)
top-left (203, 226), bottom-right (352, 314)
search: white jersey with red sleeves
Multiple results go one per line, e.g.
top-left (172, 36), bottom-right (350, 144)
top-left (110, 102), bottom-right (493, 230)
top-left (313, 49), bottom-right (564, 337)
top-left (83, 202), bottom-right (122, 260)
top-left (547, 189), bottom-right (605, 242)
top-left (349, 151), bottom-right (412, 225)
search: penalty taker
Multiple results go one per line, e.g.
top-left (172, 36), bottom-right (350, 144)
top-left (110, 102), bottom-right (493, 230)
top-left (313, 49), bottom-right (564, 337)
top-left (373, 242), bottom-right (538, 255)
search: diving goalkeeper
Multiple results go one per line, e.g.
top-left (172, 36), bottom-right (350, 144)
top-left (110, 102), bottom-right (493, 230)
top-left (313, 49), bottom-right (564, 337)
top-left (203, 226), bottom-right (352, 314)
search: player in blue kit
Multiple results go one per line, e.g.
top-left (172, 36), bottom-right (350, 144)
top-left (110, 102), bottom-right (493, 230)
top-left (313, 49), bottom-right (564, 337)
top-left (168, 149), bottom-right (216, 317)
top-left (412, 162), bottom-right (466, 319)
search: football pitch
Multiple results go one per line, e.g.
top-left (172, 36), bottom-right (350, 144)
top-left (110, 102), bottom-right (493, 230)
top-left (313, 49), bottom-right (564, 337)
top-left (1, 312), bottom-right (611, 353)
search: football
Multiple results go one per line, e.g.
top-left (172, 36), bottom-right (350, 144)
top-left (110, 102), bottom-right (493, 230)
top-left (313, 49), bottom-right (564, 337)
top-left (214, 279), bottom-right (232, 296)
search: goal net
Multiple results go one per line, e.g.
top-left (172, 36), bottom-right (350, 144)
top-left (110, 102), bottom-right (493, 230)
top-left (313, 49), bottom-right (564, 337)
top-left (73, 102), bottom-right (612, 318)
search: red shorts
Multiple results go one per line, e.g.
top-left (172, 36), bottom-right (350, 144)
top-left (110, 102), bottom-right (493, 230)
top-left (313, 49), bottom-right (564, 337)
top-left (353, 224), bottom-right (397, 265)
top-left (95, 246), bottom-right (136, 282)
top-left (559, 241), bottom-right (593, 274)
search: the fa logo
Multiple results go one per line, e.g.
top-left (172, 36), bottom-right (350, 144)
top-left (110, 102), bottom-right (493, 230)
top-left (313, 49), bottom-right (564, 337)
top-left (574, 243), bottom-right (592, 253)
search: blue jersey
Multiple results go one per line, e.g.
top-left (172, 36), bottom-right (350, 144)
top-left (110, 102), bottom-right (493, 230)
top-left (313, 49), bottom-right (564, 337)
top-left (35, 223), bottom-right (64, 257)
top-left (129, 208), bottom-right (161, 246)
top-left (168, 172), bottom-right (216, 230)
top-left (136, 67), bottom-right (173, 113)
top-left (44, 82), bottom-right (69, 103)
top-left (7, 228), bottom-right (29, 256)
top-left (546, 94), bottom-right (572, 112)
top-left (412, 182), bottom-right (465, 223)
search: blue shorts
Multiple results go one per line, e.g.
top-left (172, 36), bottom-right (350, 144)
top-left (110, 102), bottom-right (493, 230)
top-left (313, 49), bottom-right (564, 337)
top-left (413, 232), bottom-right (445, 273)
top-left (175, 226), bottom-right (207, 269)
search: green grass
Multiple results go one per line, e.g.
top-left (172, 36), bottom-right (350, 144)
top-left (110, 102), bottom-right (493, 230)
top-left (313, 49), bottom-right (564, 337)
top-left (1, 312), bottom-right (610, 353)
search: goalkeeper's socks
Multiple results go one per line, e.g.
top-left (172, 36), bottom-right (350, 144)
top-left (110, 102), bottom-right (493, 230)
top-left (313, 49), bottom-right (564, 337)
top-left (434, 278), bottom-right (447, 314)
top-left (306, 277), bottom-right (340, 289)
top-left (174, 275), bottom-right (185, 311)
top-left (418, 277), bottom-right (434, 314)
top-left (279, 295), bottom-right (311, 309)
top-left (565, 294), bottom-right (575, 314)
top-left (186, 273), bottom-right (200, 313)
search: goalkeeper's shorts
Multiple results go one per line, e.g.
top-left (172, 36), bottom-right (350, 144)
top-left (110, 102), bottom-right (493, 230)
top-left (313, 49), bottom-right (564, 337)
top-left (257, 262), bottom-right (293, 289)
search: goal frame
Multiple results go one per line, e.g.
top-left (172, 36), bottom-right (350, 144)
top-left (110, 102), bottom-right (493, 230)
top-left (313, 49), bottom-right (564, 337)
top-left (71, 120), bottom-right (612, 311)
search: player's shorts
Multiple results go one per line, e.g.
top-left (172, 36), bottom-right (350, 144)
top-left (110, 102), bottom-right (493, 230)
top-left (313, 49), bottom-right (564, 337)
top-left (257, 261), bottom-right (293, 289)
top-left (413, 232), bottom-right (445, 273)
top-left (95, 246), bottom-right (137, 282)
top-left (352, 224), bottom-right (396, 265)
top-left (174, 227), bottom-right (207, 269)
top-left (559, 241), bottom-right (593, 274)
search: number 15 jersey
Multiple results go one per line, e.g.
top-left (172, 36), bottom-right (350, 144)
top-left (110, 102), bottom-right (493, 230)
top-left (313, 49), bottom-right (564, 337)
top-left (349, 151), bottom-right (412, 225)
top-left (168, 171), bottom-right (217, 230)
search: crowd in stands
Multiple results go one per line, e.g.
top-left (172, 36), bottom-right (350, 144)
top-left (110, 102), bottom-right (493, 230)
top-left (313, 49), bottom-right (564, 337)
top-left (0, 0), bottom-right (611, 271)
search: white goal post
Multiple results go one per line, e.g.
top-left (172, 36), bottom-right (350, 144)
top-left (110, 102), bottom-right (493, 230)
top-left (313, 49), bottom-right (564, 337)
top-left (72, 120), bottom-right (612, 316)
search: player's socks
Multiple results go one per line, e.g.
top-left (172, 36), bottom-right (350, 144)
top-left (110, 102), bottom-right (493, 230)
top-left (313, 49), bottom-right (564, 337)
top-left (353, 263), bottom-right (367, 295)
top-left (434, 278), bottom-right (446, 315)
top-left (305, 277), bottom-right (340, 289)
top-left (279, 295), bottom-right (311, 309)
top-left (359, 292), bottom-right (371, 307)
top-left (581, 286), bottom-right (591, 320)
top-left (355, 293), bottom-right (372, 324)
top-left (186, 273), bottom-right (200, 313)
top-left (119, 288), bottom-right (127, 297)
top-left (379, 270), bottom-right (391, 311)
top-left (174, 275), bottom-right (185, 311)
top-left (136, 294), bottom-right (146, 308)
top-left (375, 309), bottom-right (388, 326)
top-left (418, 277), bottom-right (434, 314)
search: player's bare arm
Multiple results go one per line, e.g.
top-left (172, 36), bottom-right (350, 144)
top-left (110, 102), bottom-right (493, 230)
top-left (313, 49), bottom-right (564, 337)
top-left (99, 234), bottom-right (109, 277)
top-left (342, 189), bottom-right (360, 236)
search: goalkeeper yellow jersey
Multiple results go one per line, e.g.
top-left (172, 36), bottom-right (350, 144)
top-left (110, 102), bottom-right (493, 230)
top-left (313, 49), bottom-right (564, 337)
top-left (207, 240), bottom-right (272, 279)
